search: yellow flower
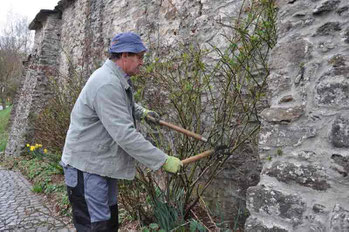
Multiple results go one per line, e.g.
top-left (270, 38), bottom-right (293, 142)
top-left (44, 149), bottom-right (48, 154)
top-left (30, 146), bottom-right (35, 151)
top-left (35, 144), bottom-right (39, 148)
top-left (26, 144), bottom-right (30, 147)
top-left (38, 144), bottom-right (43, 148)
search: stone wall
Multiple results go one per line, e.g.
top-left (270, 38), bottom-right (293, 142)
top-left (56, 0), bottom-right (241, 79)
top-left (5, 10), bottom-right (61, 156)
top-left (245, 0), bottom-right (349, 231)
top-left (7, 0), bottom-right (349, 230)
top-left (7, 0), bottom-right (242, 155)
top-left (6, 0), bottom-right (256, 227)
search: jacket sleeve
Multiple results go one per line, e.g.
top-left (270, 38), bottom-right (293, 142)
top-left (93, 83), bottom-right (168, 171)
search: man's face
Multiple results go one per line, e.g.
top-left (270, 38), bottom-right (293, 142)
top-left (122, 52), bottom-right (144, 76)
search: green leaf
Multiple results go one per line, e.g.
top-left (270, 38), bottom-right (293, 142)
top-left (189, 219), bottom-right (206, 232)
top-left (142, 228), bottom-right (150, 232)
top-left (149, 223), bottom-right (159, 230)
top-left (190, 220), bottom-right (198, 232)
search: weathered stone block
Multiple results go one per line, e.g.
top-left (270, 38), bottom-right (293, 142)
top-left (313, 204), bottom-right (326, 213)
top-left (245, 217), bottom-right (289, 232)
top-left (328, 54), bottom-right (347, 67)
top-left (268, 72), bottom-right (292, 98)
top-left (336, 6), bottom-right (349, 16)
top-left (247, 185), bottom-right (306, 225)
top-left (278, 20), bottom-right (293, 36)
top-left (308, 222), bottom-right (327, 232)
top-left (279, 95), bottom-right (294, 103)
top-left (315, 77), bottom-right (349, 107)
top-left (316, 22), bottom-right (342, 36)
top-left (331, 115), bottom-right (349, 148)
top-left (218, 149), bottom-right (261, 191)
top-left (333, 66), bottom-right (349, 77)
top-left (260, 106), bottom-right (304, 124)
top-left (265, 161), bottom-right (330, 190)
top-left (270, 39), bottom-right (311, 71)
top-left (344, 28), bottom-right (349, 43)
top-left (330, 204), bottom-right (349, 232)
top-left (291, 150), bottom-right (317, 161)
top-left (260, 125), bottom-right (317, 147)
top-left (318, 40), bottom-right (336, 53)
top-left (331, 154), bottom-right (349, 176)
top-left (313, 0), bottom-right (340, 15)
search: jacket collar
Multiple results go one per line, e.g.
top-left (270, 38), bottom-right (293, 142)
top-left (104, 59), bottom-right (131, 90)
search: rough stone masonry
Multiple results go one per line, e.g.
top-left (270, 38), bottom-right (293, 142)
top-left (5, 0), bottom-right (349, 231)
top-left (6, 0), bottom-right (241, 155)
top-left (245, 0), bottom-right (349, 231)
top-left (5, 0), bottom-right (252, 226)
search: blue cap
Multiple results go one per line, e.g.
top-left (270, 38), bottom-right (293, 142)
top-left (108, 32), bottom-right (147, 54)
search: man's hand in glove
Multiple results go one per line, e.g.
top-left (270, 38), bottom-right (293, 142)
top-left (143, 109), bottom-right (160, 125)
top-left (163, 156), bottom-right (182, 174)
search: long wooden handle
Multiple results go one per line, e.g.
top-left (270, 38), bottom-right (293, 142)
top-left (181, 149), bottom-right (215, 165)
top-left (147, 115), bottom-right (208, 142)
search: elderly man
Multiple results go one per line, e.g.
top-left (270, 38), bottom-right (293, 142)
top-left (60, 32), bottom-right (182, 231)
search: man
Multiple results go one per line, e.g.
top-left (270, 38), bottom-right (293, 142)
top-left (61, 32), bottom-right (182, 231)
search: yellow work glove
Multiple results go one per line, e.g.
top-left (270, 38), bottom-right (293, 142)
top-left (163, 156), bottom-right (182, 174)
top-left (143, 109), bottom-right (160, 125)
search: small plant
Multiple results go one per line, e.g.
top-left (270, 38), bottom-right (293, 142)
top-left (32, 183), bottom-right (44, 193)
top-left (141, 223), bottom-right (166, 232)
top-left (277, 148), bottom-right (283, 156)
top-left (118, 207), bottom-right (134, 227)
top-left (189, 219), bottom-right (206, 232)
top-left (25, 143), bottom-right (62, 174)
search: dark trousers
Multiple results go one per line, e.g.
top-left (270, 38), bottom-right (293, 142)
top-left (64, 167), bottom-right (118, 232)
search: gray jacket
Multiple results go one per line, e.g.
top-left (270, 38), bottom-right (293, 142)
top-left (61, 59), bottom-right (168, 179)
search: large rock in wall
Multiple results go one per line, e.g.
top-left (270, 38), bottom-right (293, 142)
top-left (245, 0), bottom-right (349, 231)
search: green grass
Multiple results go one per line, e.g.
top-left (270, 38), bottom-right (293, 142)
top-left (0, 105), bottom-right (12, 152)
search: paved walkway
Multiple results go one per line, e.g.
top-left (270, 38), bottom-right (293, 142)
top-left (0, 167), bottom-right (74, 231)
